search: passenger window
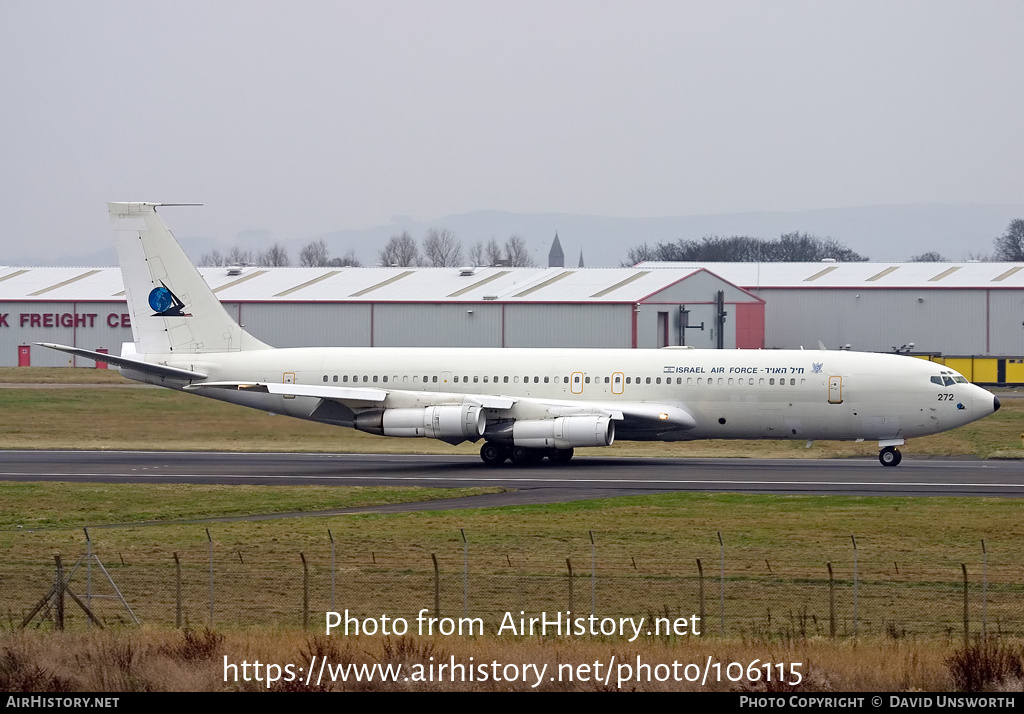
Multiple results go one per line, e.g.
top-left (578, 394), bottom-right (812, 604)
top-left (655, 377), bottom-right (661, 384)
top-left (770, 378), bottom-right (775, 385)
top-left (483, 376), bottom-right (489, 383)
top-left (646, 377), bottom-right (652, 384)
top-left (544, 377), bottom-right (549, 383)
top-left (585, 377), bottom-right (591, 384)
top-left (626, 377), bottom-right (631, 384)
top-left (373, 376), bottom-right (378, 382)
top-left (504, 376), bottom-right (509, 383)
top-left (474, 376), bottom-right (479, 383)
top-left (564, 377), bottom-right (569, 384)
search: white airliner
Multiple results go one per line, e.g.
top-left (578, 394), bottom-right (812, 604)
top-left (40, 203), bottom-right (1000, 468)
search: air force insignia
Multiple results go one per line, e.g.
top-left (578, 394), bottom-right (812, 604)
top-left (811, 362), bottom-right (823, 374)
top-left (148, 283), bottom-right (190, 317)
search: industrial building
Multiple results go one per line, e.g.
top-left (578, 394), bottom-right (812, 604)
top-left (0, 264), bottom-right (763, 367)
top-left (3, 258), bottom-right (1022, 384)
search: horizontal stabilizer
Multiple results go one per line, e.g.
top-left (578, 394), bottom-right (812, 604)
top-left (35, 343), bottom-right (207, 381)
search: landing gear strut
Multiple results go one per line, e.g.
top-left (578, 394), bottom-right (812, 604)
top-left (879, 446), bottom-right (902, 467)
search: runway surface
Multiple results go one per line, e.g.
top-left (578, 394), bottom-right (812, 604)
top-left (2, 451), bottom-right (1022, 520)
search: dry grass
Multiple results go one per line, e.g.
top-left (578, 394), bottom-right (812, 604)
top-left (5, 628), bottom-right (1024, 691)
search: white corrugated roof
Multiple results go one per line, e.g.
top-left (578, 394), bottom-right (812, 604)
top-left (0, 265), bottom-right (740, 303)
top-left (636, 262), bottom-right (1024, 288)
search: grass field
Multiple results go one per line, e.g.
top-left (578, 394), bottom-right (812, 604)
top-left (3, 368), bottom-right (1024, 691)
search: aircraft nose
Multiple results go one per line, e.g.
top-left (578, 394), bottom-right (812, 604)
top-left (994, 395), bottom-right (1001, 412)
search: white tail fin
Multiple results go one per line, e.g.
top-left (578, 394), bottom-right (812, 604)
top-left (109, 202), bottom-right (270, 354)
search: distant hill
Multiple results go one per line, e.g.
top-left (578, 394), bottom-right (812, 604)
top-left (15, 203), bottom-right (1024, 267)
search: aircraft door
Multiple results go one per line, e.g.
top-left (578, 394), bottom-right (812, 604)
top-left (571, 372), bottom-right (584, 394)
top-left (282, 372), bottom-right (296, 399)
top-left (612, 372), bottom-right (624, 395)
top-left (828, 376), bottom-right (843, 404)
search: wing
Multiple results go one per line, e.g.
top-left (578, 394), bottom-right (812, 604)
top-left (187, 380), bottom-right (696, 446)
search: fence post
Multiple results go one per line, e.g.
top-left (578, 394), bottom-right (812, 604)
top-left (84, 528), bottom-right (92, 626)
top-left (827, 562), bottom-right (835, 639)
top-left (54, 555), bottom-right (65, 631)
top-left (982, 540), bottom-right (988, 637)
top-left (851, 535), bottom-right (858, 637)
top-left (962, 563), bottom-right (969, 645)
top-left (589, 531), bottom-right (596, 616)
top-left (461, 529), bottom-right (468, 618)
top-left (329, 530), bottom-right (336, 612)
top-left (206, 528), bottom-right (214, 625)
top-left (566, 559), bottom-right (574, 613)
top-left (431, 553), bottom-right (440, 618)
top-left (301, 553), bottom-right (309, 631)
top-left (174, 552), bottom-right (182, 628)
top-left (717, 532), bottom-right (725, 635)
top-left (696, 558), bottom-right (705, 629)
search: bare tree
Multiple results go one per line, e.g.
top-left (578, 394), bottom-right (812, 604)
top-left (226, 246), bottom-right (255, 266)
top-left (422, 228), bottom-right (463, 267)
top-left (378, 231), bottom-right (420, 266)
top-left (468, 241), bottom-right (486, 267)
top-left (258, 243), bottom-right (291, 267)
top-left (993, 219), bottom-right (1024, 261)
top-left (484, 238), bottom-right (503, 266)
top-left (298, 240), bottom-right (329, 267)
top-left (327, 248), bottom-right (361, 267)
top-left (198, 249), bottom-right (226, 267)
top-left (621, 242), bottom-right (657, 267)
top-left (504, 235), bottom-right (535, 267)
top-left (909, 251), bottom-right (946, 262)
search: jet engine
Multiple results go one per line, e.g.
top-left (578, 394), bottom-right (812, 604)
top-left (507, 415), bottom-right (615, 449)
top-left (354, 405), bottom-right (485, 441)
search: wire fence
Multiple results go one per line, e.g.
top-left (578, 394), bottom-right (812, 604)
top-left (4, 532), bottom-right (1021, 640)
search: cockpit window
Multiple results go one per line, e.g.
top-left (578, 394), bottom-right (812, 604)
top-left (930, 376), bottom-right (943, 385)
top-left (954, 376), bottom-right (968, 384)
top-left (943, 377), bottom-right (955, 386)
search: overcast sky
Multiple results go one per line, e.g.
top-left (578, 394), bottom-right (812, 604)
top-left (2, 1), bottom-right (1022, 261)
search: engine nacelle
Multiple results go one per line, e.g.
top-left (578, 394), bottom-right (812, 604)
top-left (511, 415), bottom-right (615, 449)
top-left (355, 405), bottom-right (485, 442)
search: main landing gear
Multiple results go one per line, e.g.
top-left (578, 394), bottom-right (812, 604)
top-left (878, 446), bottom-right (902, 467)
top-left (479, 442), bottom-right (574, 467)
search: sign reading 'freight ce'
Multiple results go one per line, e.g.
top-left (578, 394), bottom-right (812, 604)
top-left (0, 313), bottom-right (132, 328)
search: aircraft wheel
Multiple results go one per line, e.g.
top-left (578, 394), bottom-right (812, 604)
top-left (548, 448), bottom-right (574, 465)
top-left (511, 446), bottom-right (544, 467)
top-left (879, 446), bottom-right (902, 467)
top-left (480, 442), bottom-right (508, 467)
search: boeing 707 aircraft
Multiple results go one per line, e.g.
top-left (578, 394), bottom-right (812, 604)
top-left (40, 203), bottom-right (1000, 467)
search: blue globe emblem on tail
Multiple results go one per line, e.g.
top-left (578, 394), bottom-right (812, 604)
top-left (149, 286), bottom-right (173, 313)
top-left (147, 283), bottom-right (189, 316)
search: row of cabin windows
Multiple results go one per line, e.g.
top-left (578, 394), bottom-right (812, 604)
top-left (320, 374), bottom-right (806, 387)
